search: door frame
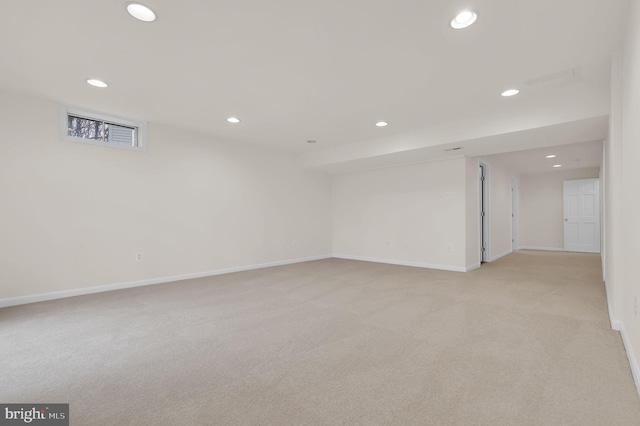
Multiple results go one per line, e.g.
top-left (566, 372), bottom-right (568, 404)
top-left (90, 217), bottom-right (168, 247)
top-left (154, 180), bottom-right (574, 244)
top-left (479, 161), bottom-right (491, 263)
top-left (511, 177), bottom-right (518, 251)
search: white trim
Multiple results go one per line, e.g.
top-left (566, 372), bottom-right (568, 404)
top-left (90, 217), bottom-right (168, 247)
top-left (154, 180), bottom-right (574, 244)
top-left (604, 278), bottom-right (620, 331)
top-left (478, 160), bottom-right (483, 263)
top-left (619, 321), bottom-right (640, 399)
top-left (517, 246), bottom-right (564, 252)
top-left (611, 320), bottom-right (622, 331)
top-left (333, 254), bottom-right (470, 272)
top-left (465, 263), bottom-right (481, 272)
top-left (600, 145), bottom-right (606, 282)
top-left (511, 177), bottom-right (519, 251)
top-left (60, 103), bottom-right (148, 152)
top-left (479, 160), bottom-right (491, 263)
top-left (0, 255), bottom-right (332, 308)
top-left (489, 250), bottom-right (512, 262)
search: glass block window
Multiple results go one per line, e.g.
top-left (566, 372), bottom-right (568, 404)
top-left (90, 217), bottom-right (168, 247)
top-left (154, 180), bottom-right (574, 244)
top-left (60, 105), bottom-right (146, 152)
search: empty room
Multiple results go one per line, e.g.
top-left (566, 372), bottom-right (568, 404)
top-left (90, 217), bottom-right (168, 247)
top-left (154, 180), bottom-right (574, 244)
top-left (2, 0), bottom-right (640, 425)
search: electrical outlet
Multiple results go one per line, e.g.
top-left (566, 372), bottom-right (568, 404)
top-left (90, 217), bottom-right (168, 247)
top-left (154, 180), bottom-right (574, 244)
top-left (445, 192), bottom-right (453, 198)
top-left (293, 241), bottom-right (297, 247)
top-left (386, 241), bottom-right (391, 247)
top-left (136, 253), bottom-right (143, 262)
top-left (448, 244), bottom-right (453, 251)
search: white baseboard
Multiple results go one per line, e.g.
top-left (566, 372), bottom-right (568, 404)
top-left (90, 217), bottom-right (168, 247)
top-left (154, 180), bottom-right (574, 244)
top-left (518, 246), bottom-right (564, 252)
top-left (0, 254), bottom-right (332, 308)
top-left (332, 254), bottom-right (469, 272)
top-left (612, 319), bottom-right (622, 332)
top-left (489, 250), bottom-right (513, 262)
top-left (619, 321), bottom-right (640, 399)
top-left (465, 263), bottom-right (481, 272)
top-left (603, 278), bottom-right (620, 331)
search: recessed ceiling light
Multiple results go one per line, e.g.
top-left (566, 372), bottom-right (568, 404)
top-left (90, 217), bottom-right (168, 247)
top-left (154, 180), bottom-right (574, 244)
top-left (306, 140), bottom-right (317, 144)
top-left (126, 3), bottom-right (156, 22)
top-left (376, 121), bottom-right (388, 127)
top-left (451, 10), bottom-right (478, 29)
top-left (553, 164), bottom-right (563, 168)
top-left (227, 117), bottom-right (240, 123)
top-left (501, 89), bottom-right (520, 97)
top-left (546, 155), bottom-right (557, 158)
top-left (86, 79), bottom-right (108, 88)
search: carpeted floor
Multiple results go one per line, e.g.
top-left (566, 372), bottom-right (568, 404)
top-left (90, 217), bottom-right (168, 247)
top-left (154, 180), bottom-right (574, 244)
top-left (1, 251), bottom-right (639, 425)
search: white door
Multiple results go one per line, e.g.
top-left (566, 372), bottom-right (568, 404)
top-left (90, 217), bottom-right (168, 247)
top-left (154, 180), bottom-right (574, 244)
top-left (563, 178), bottom-right (600, 253)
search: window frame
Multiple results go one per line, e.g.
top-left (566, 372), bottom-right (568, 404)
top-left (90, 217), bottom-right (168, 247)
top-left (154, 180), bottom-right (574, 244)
top-left (59, 104), bottom-right (147, 152)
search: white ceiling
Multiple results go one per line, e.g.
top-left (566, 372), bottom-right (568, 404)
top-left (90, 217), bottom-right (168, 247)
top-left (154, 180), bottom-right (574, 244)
top-left (483, 140), bottom-right (603, 176)
top-left (0, 0), bottom-right (626, 171)
top-left (314, 116), bottom-right (607, 174)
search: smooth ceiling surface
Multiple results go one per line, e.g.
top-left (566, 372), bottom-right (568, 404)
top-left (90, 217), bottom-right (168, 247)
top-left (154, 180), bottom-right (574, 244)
top-left (0, 0), bottom-right (626, 159)
top-left (483, 140), bottom-right (604, 175)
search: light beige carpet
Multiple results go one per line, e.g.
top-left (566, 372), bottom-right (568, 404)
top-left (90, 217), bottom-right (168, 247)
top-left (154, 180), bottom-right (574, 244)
top-left (1, 251), bottom-right (639, 425)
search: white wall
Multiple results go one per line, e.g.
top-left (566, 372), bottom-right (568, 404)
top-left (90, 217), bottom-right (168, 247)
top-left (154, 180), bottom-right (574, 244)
top-left (332, 158), bottom-right (471, 271)
top-left (607, 53), bottom-right (624, 326)
top-left (606, 0), bottom-right (640, 395)
top-left (518, 168), bottom-right (600, 250)
top-left (0, 91), bottom-right (332, 300)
